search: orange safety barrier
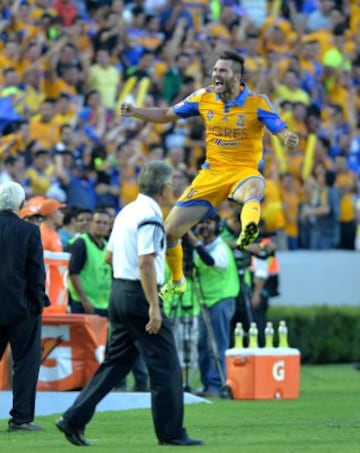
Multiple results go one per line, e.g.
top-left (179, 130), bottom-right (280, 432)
top-left (225, 347), bottom-right (300, 400)
top-left (0, 345), bottom-right (11, 390)
top-left (0, 314), bottom-right (108, 391)
top-left (43, 251), bottom-right (71, 314)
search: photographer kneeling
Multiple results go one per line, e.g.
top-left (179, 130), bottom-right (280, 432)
top-left (186, 214), bottom-right (239, 398)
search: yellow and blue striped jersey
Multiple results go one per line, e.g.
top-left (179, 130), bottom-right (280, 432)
top-left (173, 83), bottom-right (287, 170)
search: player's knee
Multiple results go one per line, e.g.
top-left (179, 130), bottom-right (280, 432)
top-left (242, 196), bottom-right (262, 205)
top-left (243, 187), bottom-right (263, 202)
top-left (250, 180), bottom-right (264, 197)
top-left (166, 238), bottom-right (180, 248)
top-left (237, 178), bottom-right (264, 202)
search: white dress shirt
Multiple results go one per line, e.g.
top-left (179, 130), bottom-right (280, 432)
top-left (107, 194), bottom-right (166, 285)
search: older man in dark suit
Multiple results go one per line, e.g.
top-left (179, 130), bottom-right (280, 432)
top-left (0, 182), bottom-right (49, 432)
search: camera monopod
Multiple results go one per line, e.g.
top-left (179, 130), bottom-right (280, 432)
top-left (238, 273), bottom-right (255, 326)
top-left (168, 290), bottom-right (195, 392)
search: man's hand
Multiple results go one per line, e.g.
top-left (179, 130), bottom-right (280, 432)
top-left (246, 243), bottom-right (265, 255)
top-left (251, 293), bottom-right (262, 309)
top-left (146, 303), bottom-right (162, 335)
top-left (185, 229), bottom-right (200, 247)
top-left (119, 103), bottom-right (135, 117)
top-left (81, 298), bottom-right (95, 314)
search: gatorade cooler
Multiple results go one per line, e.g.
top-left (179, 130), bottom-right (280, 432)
top-left (224, 348), bottom-right (300, 400)
top-left (43, 251), bottom-right (71, 314)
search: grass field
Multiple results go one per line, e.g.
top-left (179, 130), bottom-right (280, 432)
top-left (0, 364), bottom-right (359, 452)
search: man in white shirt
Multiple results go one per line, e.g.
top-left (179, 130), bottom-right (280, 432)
top-left (56, 160), bottom-right (203, 447)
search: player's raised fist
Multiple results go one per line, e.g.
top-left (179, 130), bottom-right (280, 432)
top-left (119, 103), bottom-right (134, 117)
top-left (285, 132), bottom-right (299, 149)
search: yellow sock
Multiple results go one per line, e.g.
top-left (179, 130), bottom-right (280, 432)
top-left (241, 200), bottom-right (261, 228)
top-left (166, 241), bottom-right (184, 281)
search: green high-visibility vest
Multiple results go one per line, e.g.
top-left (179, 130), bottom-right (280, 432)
top-left (193, 238), bottom-right (240, 308)
top-left (68, 233), bottom-right (112, 310)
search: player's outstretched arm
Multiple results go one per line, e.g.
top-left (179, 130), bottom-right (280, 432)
top-left (276, 128), bottom-right (300, 150)
top-left (119, 103), bottom-right (178, 123)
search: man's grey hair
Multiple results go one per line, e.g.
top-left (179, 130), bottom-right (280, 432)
top-left (0, 181), bottom-right (26, 211)
top-left (139, 160), bottom-right (173, 197)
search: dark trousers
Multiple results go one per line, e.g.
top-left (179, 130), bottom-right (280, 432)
top-left (70, 299), bottom-right (109, 318)
top-left (115, 352), bottom-right (148, 391)
top-left (71, 298), bottom-right (148, 391)
top-left (339, 221), bottom-right (356, 250)
top-left (0, 314), bottom-right (41, 424)
top-left (63, 279), bottom-right (185, 442)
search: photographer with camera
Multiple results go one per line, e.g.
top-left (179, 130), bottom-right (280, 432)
top-left (221, 208), bottom-right (279, 347)
top-left (185, 214), bottom-right (239, 397)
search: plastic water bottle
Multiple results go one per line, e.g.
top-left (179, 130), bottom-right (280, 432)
top-left (248, 322), bottom-right (258, 348)
top-left (264, 321), bottom-right (274, 348)
top-left (278, 320), bottom-right (288, 348)
top-left (234, 322), bottom-right (244, 349)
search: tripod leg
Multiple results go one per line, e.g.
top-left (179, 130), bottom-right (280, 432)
top-left (171, 292), bottom-right (196, 392)
top-left (242, 283), bottom-right (255, 325)
top-left (182, 316), bottom-right (193, 392)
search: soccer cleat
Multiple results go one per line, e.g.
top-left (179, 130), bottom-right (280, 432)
top-left (159, 278), bottom-right (187, 299)
top-left (236, 222), bottom-right (259, 250)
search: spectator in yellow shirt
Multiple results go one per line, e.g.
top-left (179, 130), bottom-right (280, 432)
top-left (261, 161), bottom-right (287, 250)
top-left (274, 69), bottom-right (311, 105)
top-left (280, 172), bottom-right (301, 250)
top-left (88, 48), bottom-right (121, 110)
top-left (29, 99), bottom-right (60, 149)
top-left (24, 149), bottom-right (54, 196)
top-left (0, 120), bottom-right (31, 158)
top-left (0, 40), bottom-right (23, 80)
top-left (52, 93), bottom-right (77, 126)
top-left (334, 153), bottom-right (357, 249)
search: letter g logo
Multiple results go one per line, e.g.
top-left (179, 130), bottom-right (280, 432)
top-left (39, 325), bottom-right (72, 382)
top-left (273, 360), bottom-right (285, 381)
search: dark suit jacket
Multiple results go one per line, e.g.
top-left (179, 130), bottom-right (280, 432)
top-left (0, 210), bottom-right (48, 325)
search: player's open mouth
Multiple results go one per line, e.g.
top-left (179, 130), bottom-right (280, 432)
top-left (214, 80), bottom-right (224, 87)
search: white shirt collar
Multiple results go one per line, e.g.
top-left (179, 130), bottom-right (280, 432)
top-left (137, 193), bottom-right (163, 219)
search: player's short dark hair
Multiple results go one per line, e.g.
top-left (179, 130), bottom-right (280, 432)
top-left (218, 50), bottom-right (245, 77)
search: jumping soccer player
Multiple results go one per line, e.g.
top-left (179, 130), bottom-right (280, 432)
top-left (120, 50), bottom-right (299, 298)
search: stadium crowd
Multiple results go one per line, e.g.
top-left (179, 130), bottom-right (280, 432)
top-left (0, 0), bottom-right (359, 250)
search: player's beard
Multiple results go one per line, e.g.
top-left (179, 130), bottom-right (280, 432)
top-left (218, 77), bottom-right (236, 101)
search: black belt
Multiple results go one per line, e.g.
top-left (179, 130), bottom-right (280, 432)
top-left (114, 278), bottom-right (161, 290)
